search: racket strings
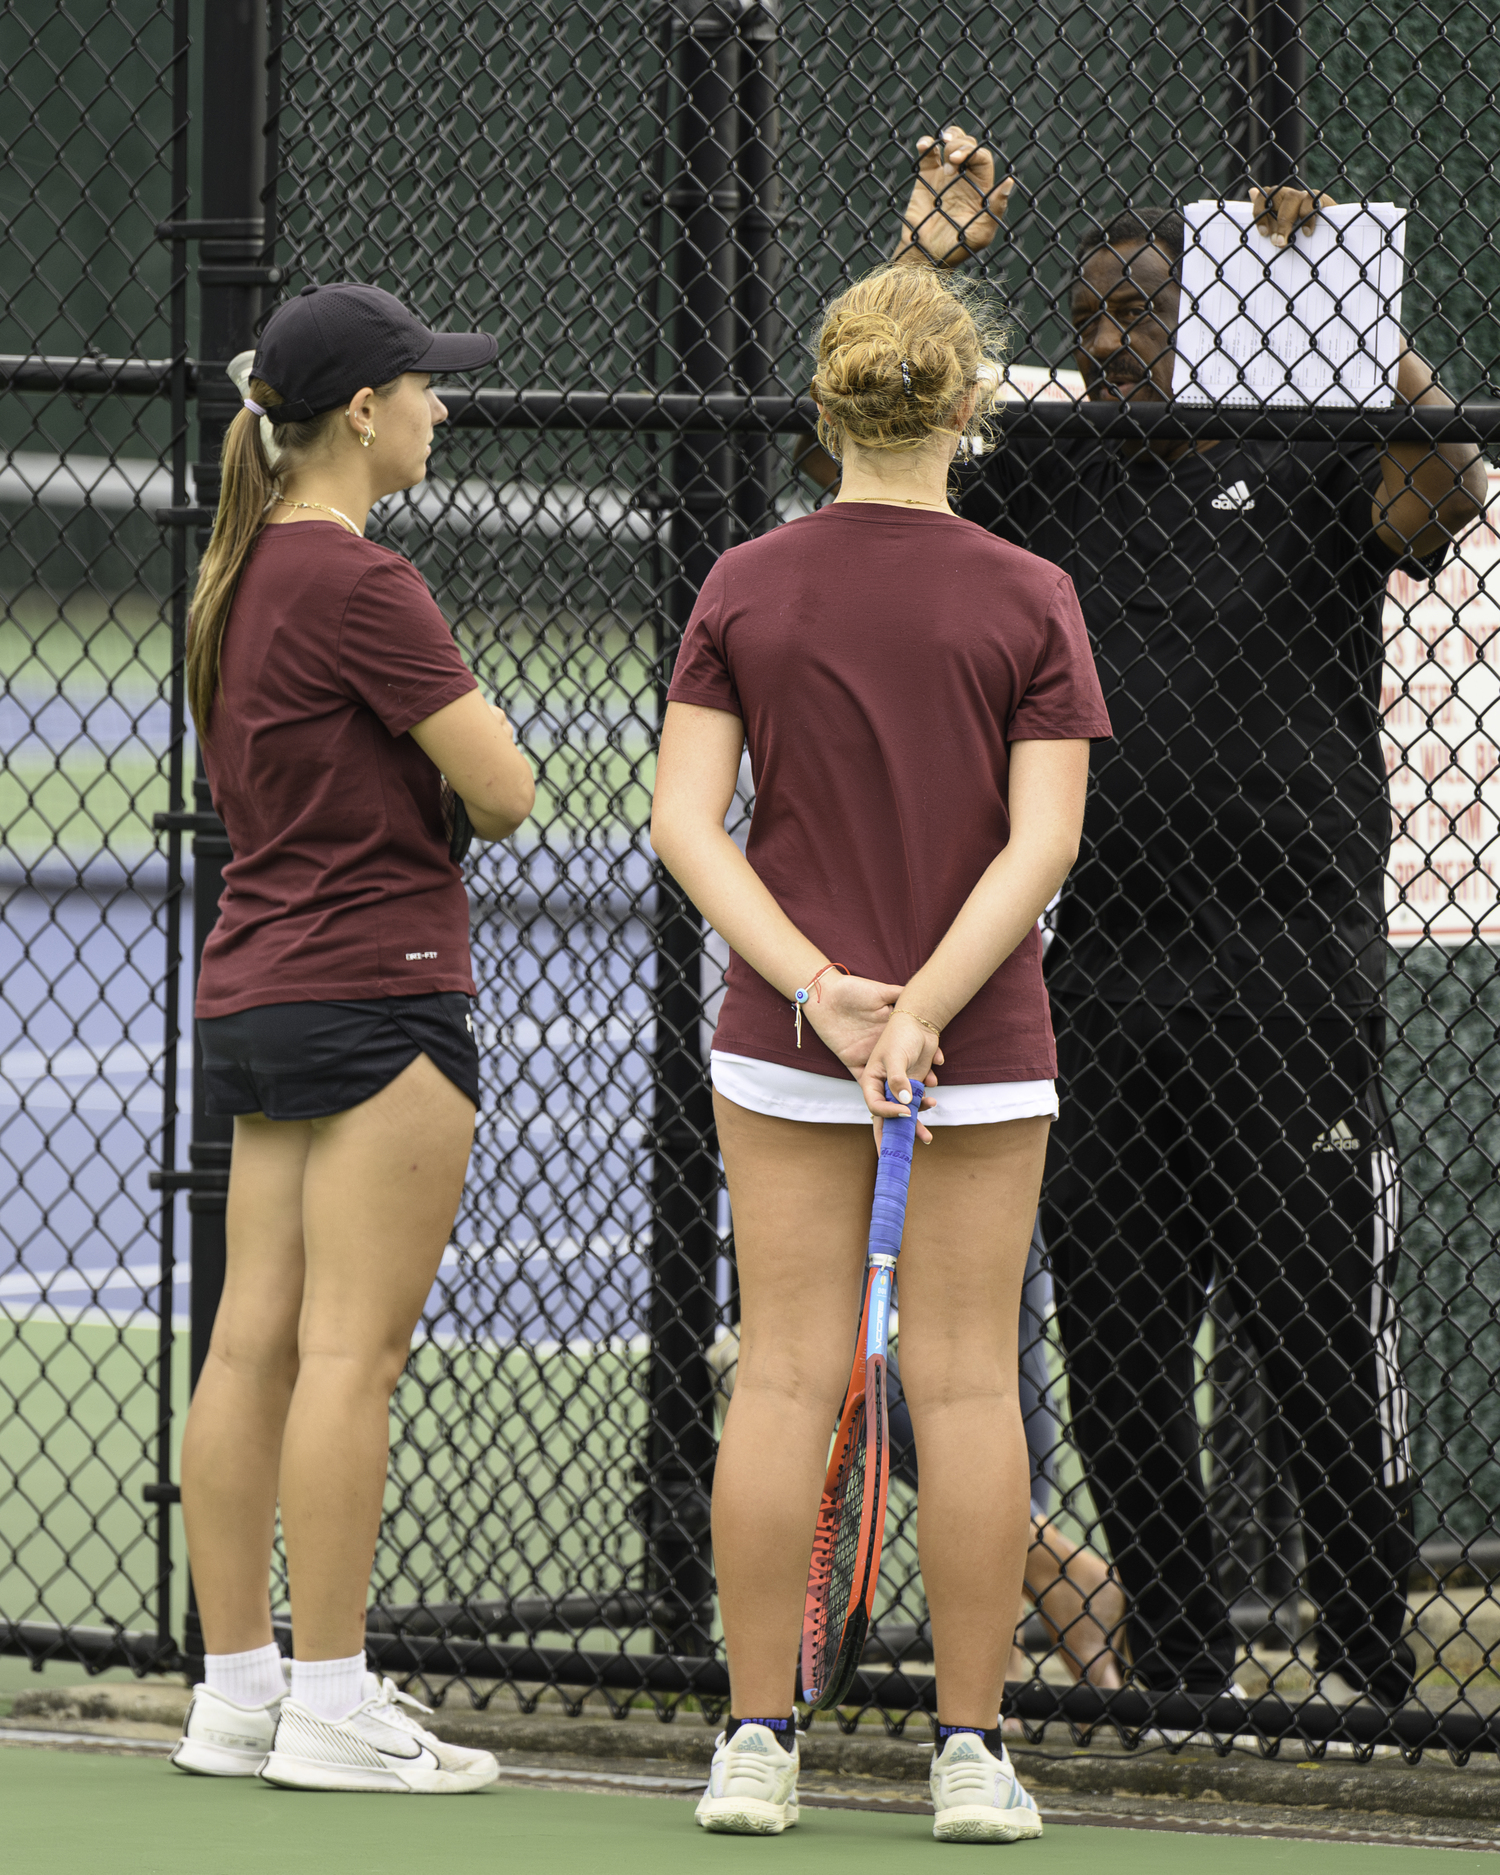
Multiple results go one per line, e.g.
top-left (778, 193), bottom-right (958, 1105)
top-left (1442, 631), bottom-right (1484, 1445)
top-left (819, 1368), bottom-right (890, 1707)
top-left (802, 1252), bottom-right (901, 1708)
top-left (824, 1414), bottom-right (869, 1631)
top-left (804, 1402), bottom-right (868, 1696)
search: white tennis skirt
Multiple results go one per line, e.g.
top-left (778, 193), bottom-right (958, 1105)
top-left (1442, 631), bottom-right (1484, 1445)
top-left (710, 1051), bottom-right (1058, 1127)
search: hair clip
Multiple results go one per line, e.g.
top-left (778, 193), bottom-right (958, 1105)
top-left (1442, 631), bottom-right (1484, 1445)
top-left (900, 359), bottom-right (913, 397)
top-left (243, 397), bottom-right (267, 417)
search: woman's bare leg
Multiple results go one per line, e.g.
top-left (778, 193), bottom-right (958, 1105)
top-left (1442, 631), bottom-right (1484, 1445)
top-left (1027, 1522), bottom-right (1125, 1687)
top-left (182, 1053), bottom-right (474, 1660)
top-left (897, 1116), bottom-right (1050, 1728)
top-left (711, 1094), bottom-right (872, 1717)
top-left (279, 1053), bottom-right (474, 1660)
top-left (180, 1115), bottom-right (311, 1653)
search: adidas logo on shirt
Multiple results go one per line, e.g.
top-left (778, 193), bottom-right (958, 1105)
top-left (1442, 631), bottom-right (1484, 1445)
top-left (1210, 479), bottom-right (1256, 512)
top-left (1311, 1118), bottom-right (1361, 1154)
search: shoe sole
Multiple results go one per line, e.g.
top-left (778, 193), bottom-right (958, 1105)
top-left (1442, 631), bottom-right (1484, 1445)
top-left (170, 1739), bottom-right (269, 1778)
top-left (695, 1797), bottom-right (799, 1835)
top-left (260, 1750), bottom-right (497, 1794)
top-left (933, 1806), bottom-right (1043, 1843)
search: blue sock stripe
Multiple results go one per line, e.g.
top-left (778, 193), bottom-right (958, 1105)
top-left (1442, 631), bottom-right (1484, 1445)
top-left (935, 1721), bottom-right (1005, 1753)
top-left (726, 1714), bottom-right (796, 1750)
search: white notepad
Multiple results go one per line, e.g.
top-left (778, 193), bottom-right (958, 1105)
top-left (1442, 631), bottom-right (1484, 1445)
top-left (1171, 200), bottom-right (1406, 407)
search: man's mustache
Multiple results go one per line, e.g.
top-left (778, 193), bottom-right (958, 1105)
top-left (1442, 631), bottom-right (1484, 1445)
top-left (1084, 369), bottom-right (1155, 397)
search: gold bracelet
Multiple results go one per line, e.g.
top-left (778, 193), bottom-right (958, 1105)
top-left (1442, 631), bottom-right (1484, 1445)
top-left (895, 1009), bottom-right (941, 1037)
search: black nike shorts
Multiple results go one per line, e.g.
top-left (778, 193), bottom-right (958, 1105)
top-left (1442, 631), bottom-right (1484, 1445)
top-left (197, 992), bottom-right (480, 1120)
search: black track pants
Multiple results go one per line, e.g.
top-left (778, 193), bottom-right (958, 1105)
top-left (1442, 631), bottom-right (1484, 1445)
top-left (1041, 999), bottom-right (1415, 1686)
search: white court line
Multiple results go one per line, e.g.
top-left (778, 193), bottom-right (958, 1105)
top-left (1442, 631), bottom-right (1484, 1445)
top-left (491, 1762), bottom-right (702, 1794)
top-left (0, 1244), bottom-right (647, 1301)
top-left (0, 1723), bottom-right (174, 1752)
top-left (2, 1242), bottom-right (669, 1345)
top-left (0, 1264), bottom-right (188, 1300)
top-left (0, 1045), bottom-right (183, 1080)
top-left (0, 1089), bottom-right (164, 1114)
top-left (0, 1304), bottom-right (190, 1332)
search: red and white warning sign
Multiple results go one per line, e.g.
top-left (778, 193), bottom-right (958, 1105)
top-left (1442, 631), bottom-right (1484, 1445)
top-left (1383, 469), bottom-right (1500, 944)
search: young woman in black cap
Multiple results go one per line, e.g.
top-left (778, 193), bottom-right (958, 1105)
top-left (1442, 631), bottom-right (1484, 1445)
top-left (169, 284), bottom-right (534, 1793)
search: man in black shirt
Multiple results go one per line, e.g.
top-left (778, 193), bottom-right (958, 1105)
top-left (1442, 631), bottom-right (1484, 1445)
top-left (883, 130), bottom-right (1488, 1702)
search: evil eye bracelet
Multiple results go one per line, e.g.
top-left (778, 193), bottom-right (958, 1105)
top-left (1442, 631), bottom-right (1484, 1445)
top-left (793, 962), bottom-right (849, 1048)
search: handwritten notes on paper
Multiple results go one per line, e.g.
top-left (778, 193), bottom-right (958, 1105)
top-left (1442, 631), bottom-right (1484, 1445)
top-left (1172, 201), bottom-right (1406, 408)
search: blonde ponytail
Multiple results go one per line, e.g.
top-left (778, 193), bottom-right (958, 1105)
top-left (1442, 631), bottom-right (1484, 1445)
top-left (811, 264), bottom-right (1007, 460)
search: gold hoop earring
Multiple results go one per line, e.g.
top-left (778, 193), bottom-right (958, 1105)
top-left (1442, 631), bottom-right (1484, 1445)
top-left (360, 427), bottom-right (376, 449)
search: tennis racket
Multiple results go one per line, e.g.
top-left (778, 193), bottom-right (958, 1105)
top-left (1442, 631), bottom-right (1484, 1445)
top-left (440, 779), bottom-right (475, 864)
top-left (800, 1084), bottom-right (918, 1709)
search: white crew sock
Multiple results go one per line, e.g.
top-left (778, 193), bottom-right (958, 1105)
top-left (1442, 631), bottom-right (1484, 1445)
top-left (203, 1642), bottom-right (286, 1708)
top-left (290, 1652), bottom-right (369, 1722)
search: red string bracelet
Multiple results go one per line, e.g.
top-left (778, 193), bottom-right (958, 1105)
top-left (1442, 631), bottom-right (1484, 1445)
top-left (793, 962), bottom-right (849, 1049)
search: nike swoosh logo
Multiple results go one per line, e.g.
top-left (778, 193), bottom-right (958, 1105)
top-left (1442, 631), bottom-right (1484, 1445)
top-left (378, 1742), bottom-right (438, 1766)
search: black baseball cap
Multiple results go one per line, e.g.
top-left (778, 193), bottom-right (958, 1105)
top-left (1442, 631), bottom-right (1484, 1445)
top-left (250, 282), bottom-right (497, 424)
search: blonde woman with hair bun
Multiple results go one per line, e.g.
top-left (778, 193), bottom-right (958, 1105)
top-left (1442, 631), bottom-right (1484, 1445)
top-left (653, 263), bottom-right (1112, 1841)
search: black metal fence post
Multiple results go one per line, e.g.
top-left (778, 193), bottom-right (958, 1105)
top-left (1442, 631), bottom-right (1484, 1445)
top-left (1257, 0), bottom-right (1306, 189)
top-left (146, 0), bottom-right (193, 1666)
top-left (643, 0), bottom-right (780, 1658)
top-left (172, 0), bottom-right (275, 1661)
top-left (183, 0), bottom-right (277, 1393)
top-left (729, 8), bottom-right (783, 546)
top-left (1229, 1), bottom-right (1306, 190)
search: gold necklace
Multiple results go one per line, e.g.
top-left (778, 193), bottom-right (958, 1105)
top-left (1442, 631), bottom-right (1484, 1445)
top-left (275, 496), bottom-right (363, 537)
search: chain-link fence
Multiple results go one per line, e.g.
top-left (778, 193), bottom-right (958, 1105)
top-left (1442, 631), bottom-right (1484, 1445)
top-left (3, 0), bottom-right (1499, 1759)
top-left (0, 0), bottom-right (184, 1675)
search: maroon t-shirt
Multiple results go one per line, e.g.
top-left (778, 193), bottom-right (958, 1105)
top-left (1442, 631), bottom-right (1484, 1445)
top-left (195, 521), bottom-right (479, 1018)
top-left (666, 503), bottom-right (1112, 1081)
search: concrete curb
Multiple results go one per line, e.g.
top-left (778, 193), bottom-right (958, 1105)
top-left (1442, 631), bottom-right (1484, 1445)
top-left (12, 1684), bottom-right (1499, 1829)
top-left (431, 1710), bottom-right (930, 1780)
top-left (427, 1710), bottom-right (1500, 1826)
top-left (1009, 1745), bottom-right (1500, 1826)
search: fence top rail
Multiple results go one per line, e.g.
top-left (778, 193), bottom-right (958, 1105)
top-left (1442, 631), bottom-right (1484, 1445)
top-left (0, 355), bottom-right (182, 394)
top-left (6, 361), bottom-right (1499, 443)
top-left (440, 389), bottom-right (1500, 443)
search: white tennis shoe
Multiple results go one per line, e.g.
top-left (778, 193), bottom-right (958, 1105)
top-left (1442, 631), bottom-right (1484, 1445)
top-left (259, 1674), bottom-right (500, 1793)
top-left (930, 1731), bottom-right (1044, 1843)
top-left (171, 1681), bottom-right (286, 1777)
top-left (694, 1723), bottom-right (800, 1834)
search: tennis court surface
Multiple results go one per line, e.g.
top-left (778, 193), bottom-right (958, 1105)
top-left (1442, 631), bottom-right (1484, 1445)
top-left (3, 1745), bottom-right (1492, 1875)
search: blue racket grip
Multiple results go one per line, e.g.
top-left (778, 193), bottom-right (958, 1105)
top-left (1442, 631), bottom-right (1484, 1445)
top-left (867, 1081), bottom-right (917, 1264)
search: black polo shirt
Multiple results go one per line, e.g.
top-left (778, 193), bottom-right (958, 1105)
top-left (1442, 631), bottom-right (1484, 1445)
top-left (963, 436), bottom-right (1444, 1014)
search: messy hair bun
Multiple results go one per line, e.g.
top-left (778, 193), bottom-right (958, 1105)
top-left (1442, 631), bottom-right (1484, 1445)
top-left (811, 263), bottom-right (1007, 458)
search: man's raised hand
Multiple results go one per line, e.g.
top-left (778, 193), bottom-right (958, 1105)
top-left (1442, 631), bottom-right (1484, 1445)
top-left (1251, 184), bottom-right (1336, 249)
top-left (895, 124), bottom-right (1014, 267)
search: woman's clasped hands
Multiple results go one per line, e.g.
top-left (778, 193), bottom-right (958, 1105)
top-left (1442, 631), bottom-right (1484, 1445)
top-left (798, 973), bottom-right (944, 1145)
